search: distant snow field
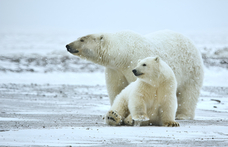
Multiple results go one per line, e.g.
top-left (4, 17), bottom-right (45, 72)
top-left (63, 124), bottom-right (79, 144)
top-left (0, 30), bottom-right (228, 146)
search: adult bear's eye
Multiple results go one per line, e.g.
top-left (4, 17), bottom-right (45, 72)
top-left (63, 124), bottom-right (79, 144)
top-left (80, 39), bottom-right (84, 42)
top-left (143, 64), bottom-right (146, 66)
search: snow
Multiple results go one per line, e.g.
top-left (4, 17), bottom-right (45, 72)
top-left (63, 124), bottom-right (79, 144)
top-left (0, 30), bottom-right (228, 146)
top-left (1, 126), bottom-right (227, 146)
top-left (0, 72), bottom-right (105, 85)
top-left (0, 118), bottom-right (37, 121)
top-left (204, 67), bottom-right (228, 87)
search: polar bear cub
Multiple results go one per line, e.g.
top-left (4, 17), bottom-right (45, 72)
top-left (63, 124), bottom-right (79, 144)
top-left (105, 56), bottom-right (179, 127)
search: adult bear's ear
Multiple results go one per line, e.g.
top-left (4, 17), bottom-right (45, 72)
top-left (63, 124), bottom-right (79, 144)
top-left (100, 35), bottom-right (104, 41)
top-left (155, 56), bottom-right (160, 63)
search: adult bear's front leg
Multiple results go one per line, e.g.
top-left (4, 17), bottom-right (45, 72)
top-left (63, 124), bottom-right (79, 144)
top-left (105, 68), bottom-right (129, 105)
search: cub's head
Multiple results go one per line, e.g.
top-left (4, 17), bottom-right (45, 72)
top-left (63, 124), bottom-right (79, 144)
top-left (132, 56), bottom-right (161, 83)
top-left (66, 34), bottom-right (104, 61)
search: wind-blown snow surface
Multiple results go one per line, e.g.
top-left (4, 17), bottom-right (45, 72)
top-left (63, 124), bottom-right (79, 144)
top-left (0, 30), bottom-right (228, 146)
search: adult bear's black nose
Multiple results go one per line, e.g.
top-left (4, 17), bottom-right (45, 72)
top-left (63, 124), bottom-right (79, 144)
top-left (66, 45), bottom-right (71, 52)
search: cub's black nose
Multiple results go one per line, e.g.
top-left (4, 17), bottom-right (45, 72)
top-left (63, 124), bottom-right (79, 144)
top-left (66, 45), bottom-right (71, 52)
top-left (132, 69), bottom-right (137, 74)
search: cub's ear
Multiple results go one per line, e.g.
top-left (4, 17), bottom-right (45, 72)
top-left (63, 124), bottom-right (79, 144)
top-left (155, 56), bottom-right (160, 63)
top-left (100, 35), bottom-right (104, 41)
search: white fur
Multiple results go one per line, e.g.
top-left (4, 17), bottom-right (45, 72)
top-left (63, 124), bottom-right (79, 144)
top-left (106, 57), bottom-right (179, 126)
top-left (67, 30), bottom-right (204, 120)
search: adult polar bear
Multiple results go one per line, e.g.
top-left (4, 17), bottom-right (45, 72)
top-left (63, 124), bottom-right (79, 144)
top-left (66, 30), bottom-right (204, 120)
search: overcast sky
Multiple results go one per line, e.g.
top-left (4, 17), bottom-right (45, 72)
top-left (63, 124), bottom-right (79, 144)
top-left (0, 0), bottom-right (228, 34)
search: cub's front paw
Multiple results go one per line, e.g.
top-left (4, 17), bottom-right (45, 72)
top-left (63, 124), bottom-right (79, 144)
top-left (132, 114), bottom-right (149, 122)
top-left (124, 115), bottom-right (133, 126)
top-left (163, 121), bottom-right (180, 127)
top-left (105, 110), bottom-right (122, 126)
top-left (176, 114), bottom-right (192, 120)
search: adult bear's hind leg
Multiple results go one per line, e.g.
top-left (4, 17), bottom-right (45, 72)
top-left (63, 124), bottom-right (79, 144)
top-left (176, 82), bottom-right (201, 120)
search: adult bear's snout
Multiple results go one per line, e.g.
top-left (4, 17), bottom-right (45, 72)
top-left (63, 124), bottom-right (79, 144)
top-left (66, 45), bottom-right (71, 52)
top-left (66, 45), bottom-right (79, 53)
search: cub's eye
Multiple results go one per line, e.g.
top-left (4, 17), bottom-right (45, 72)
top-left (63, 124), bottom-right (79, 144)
top-left (142, 64), bottom-right (146, 66)
top-left (80, 39), bottom-right (84, 42)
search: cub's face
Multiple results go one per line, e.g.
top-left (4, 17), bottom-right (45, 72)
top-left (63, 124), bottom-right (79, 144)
top-left (132, 56), bottom-right (160, 81)
top-left (66, 34), bottom-right (104, 60)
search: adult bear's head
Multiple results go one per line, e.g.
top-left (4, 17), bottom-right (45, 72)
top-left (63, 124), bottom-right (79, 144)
top-left (66, 34), bottom-right (105, 62)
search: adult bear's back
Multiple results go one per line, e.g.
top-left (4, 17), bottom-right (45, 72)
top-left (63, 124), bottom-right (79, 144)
top-left (144, 30), bottom-right (204, 87)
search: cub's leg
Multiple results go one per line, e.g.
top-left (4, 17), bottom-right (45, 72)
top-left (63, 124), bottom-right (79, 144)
top-left (163, 121), bottom-right (180, 127)
top-left (159, 97), bottom-right (180, 127)
top-left (124, 114), bottom-right (150, 126)
top-left (161, 107), bottom-right (180, 127)
top-left (106, 95), bottom-right (129, 126)
top-left (106, 110), bottom-right (122, 126)
top-left (128, 95), bottom-right (149, 126)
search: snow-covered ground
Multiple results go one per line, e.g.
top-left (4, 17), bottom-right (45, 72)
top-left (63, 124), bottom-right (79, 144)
top-left (0, 30), bottom-right (228, 146)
